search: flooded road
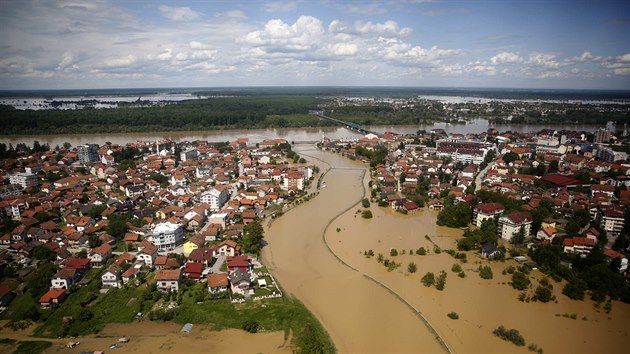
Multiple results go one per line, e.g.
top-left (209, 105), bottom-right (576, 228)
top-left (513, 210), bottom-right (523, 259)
top-left (262, 145), bottom-right (446, 353)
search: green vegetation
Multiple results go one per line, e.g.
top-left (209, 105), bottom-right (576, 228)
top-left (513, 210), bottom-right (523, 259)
top-left (34, 284), bottom-right (144, 338)
top-left (355, 146), bottom-right (388, 168)
top-left (0, 96), bottom-right (326, 135)
top-left (437, 201), bottom-right (472, 228)
top-left (361, 198), bottom-right (371, 208)
top-left (390, 248), bottom-right (398, 257)
top-left (478, 266), bottom-right (493, 280)
top-left (435, 271), bottom-right (447, 291)
top-left (447, 312), bottom-right (459, 320)
top-left (415, 247), bottom-right (427, 255)
top-left (361, 210), bottom-right (373, 219)
top-left (241, 220), bottom-right (264, 255)
top-left (408, 262), bottom-right (418, 274)
top-left (451, 264), bottom-right (462, 273)
top-left (492, 326), bottom-right (525, 346)
top-left (511, 271), bottom-right (531, 291)
top-left (13, 341), bottom-right (52, 354)
top-left (174, 294), bottom-right (334, 354)
top-left (421, 272), bottom-right (435, 287)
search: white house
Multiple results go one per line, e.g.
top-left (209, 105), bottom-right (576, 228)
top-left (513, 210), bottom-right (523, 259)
top-left (51, 268), bottom-right (78, 289)
top-left (200, 187), bottom-right (230, 211)
top-left (156, 269), bottom-right (182, 292)
top-left (101, 264), bottom-right (122, 288)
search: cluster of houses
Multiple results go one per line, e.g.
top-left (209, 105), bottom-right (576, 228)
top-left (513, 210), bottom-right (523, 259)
top-left (1, 137), bottom-right (309, 308)
top-left (322, 124), bottom-right (630, 274)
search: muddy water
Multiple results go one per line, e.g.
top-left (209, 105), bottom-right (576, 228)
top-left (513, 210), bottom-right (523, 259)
top-left (262, 146), bottom-right (446, 353)
top-left (0, 321), bottom-right (291, 354)
top-left (327, 200), bottom-right (630, 353)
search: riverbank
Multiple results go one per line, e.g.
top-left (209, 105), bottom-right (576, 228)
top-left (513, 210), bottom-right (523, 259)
top-left (325, 192), bottom-right (630, 353)
top-left (0, 321), bottom-right (292, 354)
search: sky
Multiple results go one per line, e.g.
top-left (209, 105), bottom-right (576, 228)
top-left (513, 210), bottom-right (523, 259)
top-left (0, 0), bottom-right (629, 90)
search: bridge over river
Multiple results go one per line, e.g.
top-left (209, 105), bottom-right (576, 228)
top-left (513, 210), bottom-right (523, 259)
top-left (314, 114), bottom-right (382, 137)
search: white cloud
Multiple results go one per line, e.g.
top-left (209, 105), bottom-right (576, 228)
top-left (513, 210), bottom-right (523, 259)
top-left (618, 53), bottom-right (630, 62)
top-left (572, 51), bottom-right (594, 62)
top-left (527, 52), bottom-right (560, 68)
top-left (490, 52), bottom-right (522, 64)
top-left (103, 55), bottom-right (137, 67)
top-left (57, 51), bottom-right (76, 70)
top-left (243, 16), bottom-right (324, 52)
top-left (339, 3), bottom-right (386, 15)
top-left (158, 5), bottom-right (201, 22)
top-left (330, 43), bottom-right (358, 56)
top-left (328, 20), bottom-right (412, 38)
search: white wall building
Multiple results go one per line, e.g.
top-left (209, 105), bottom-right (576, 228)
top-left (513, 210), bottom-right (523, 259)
top-left (151, 222), bottom-right (184, 251)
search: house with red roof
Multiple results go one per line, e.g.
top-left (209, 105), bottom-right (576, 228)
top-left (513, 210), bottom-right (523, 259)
top-left (39, 288), bottom-right (67, 308)
top-left (207, 273), bottom-right (229, 294)
top-left (226, 255), bottom-right (252, 272)
top-left (183, 262), bottom-right (204, 281)
top-left (89, 243), bottom-right (112, 267)
top-left (156, 269), bottom-right (182, 292)
top-left (563, 237), bottom-right (596, 257)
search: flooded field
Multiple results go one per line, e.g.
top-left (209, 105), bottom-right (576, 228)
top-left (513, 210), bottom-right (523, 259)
top-left (325, 176), bottom-right (630, 353)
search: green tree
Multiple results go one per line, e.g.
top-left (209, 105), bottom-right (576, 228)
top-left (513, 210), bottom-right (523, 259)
top-left (106, 218), bottom-right (129, 240)
top-left (511, 271), bottom-right (531, 290)
top-left (28, 263), bottom-right (58, 298)
top-left (31, 245), bottom-right (56, 262)
top-left (88, 234), bottom-right (103, 248)
top-left (408, 262), bottom-right (417, 273)
top-left (534, 285), bottom-right (553, 303)
top-left (435, 271), bottom-right (447, 291)
top-left (361, 210), bottom-right (373, 219)
top-left (241, 221), bottom-right (264, 254)
top-left (421, 272), bottom-right (435, 287)
top-left (361, 198), bottom-right (371, 208)
top-left (479, 265), bottom-right (493, 279)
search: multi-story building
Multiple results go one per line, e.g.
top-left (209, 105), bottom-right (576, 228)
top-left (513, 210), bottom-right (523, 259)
top-left (283, 171), bottom-right (305, 191)
top-left (9, 172), bottom-right (38, 189)
top-left (498, 211), bottom-right (532, 242)
top-left (77, 144), bottom-right (100, 164)
top-left (436, 139), bottom-right (494, 164)
top-left (474, 202), bottom-right (505, 227)
top-left (600, 207), bottom-right (625, 237)
top-left (151, 222), bottom-right (184, 251)
top-left (180, 148), bottom-right (198, 162)
top-left (156, 269), bottom-right (182, 292)
top-left (200, 187), bottom-right (230, 211)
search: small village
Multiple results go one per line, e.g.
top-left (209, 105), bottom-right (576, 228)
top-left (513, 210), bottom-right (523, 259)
top-left (1, 120), bottom-right (630, 341)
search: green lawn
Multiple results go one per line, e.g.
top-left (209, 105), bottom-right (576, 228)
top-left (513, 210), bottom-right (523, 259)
top-left (174, 289), bottom-right (334, 354)
top-left (0, 293), bottom-right (38, 321)
top-left (13, 341), bottom-right (52, 354)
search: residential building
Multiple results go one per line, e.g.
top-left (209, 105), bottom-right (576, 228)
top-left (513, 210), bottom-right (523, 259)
top-left (77, 144), bottom-right (100, 164)
top-left (137, 243), bottom-right (158, 267)
top-left (156, 269), bottom-right (182, 292)
top-left (563, 237), bottom-right (596, 257)
top-left (51, 267), bottom-right (79, 289)
top-left (474, 203), bottom-right (505, 227)
top-left (200, 187), bottom-right (230, 211)
top-left (207, 273), bottom-right (229, 294)
top-left (228, 269), bottom-right (253, 295)
top-left (101, 263), bottom-right (122, 287)
top-left (9, 173), bottom-right (39, 189)
top-left (39, 289), bottom-right (67, 308)
top-left (283, 171), bottom-right (305, 191)
top-left (600, 207), bottom-right (625, 237)
top-left (151, 222), bottom-right (184, 251)
top-left (89, 243), bottom-right (112, 267)
top-left (180, 148), bottom-right (198, 162)
top-left (498, 211), bottom-right (532, 242)
top-left (215, 240), bottom-right (241, 257)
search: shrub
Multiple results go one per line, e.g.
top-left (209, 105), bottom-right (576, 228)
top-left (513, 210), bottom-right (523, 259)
top-left (408, 262), bottom-right (418, 274)
top-left (436, 271), bottom-right (447, 291)
top-left (447, 312), bottom-right (459, 320)
top-left (390, 249), bottom-right (398, 257)
top-left (416, 247), bottom-right (427, 255)
top-left (492, 326), bottom-right (525, 346)
top-left (242, 320), bottom-right (260, 333)
top-left (511, 271), bottom-right (531, 291)
top-left (451, 264), bottom-right (462, 273)
top-left (479, 265), bottom-right (493, 279)
top-left (377, 253), bottom-right (384, 263)
top-left (361, 210), bottom-right (373, 219)
top-left (361, 198), bottom-right (371, 208)
top-left (421, 272), bottom-right (435, 287)
top-left (534, 285), bottom-right (553, 303)
top-left (433, 245), bottom-right (441, 254)
top-left (458, 271), bottom-right (466, 278)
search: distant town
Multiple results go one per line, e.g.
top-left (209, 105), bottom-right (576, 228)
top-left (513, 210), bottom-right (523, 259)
top-left (0, 118), bottom-right (629, 350)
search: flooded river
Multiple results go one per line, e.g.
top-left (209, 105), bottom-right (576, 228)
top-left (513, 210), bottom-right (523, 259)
top-left (262, 145), bottom-right (446, 353)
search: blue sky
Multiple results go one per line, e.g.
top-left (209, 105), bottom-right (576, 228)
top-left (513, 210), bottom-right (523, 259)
top-left (0, 0), bottom-right (629, 90)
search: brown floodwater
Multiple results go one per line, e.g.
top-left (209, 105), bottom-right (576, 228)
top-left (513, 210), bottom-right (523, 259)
top-left (326, 193), bottom-right (630, 354)
top-left (262, 145), bottom-right (446, 353)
